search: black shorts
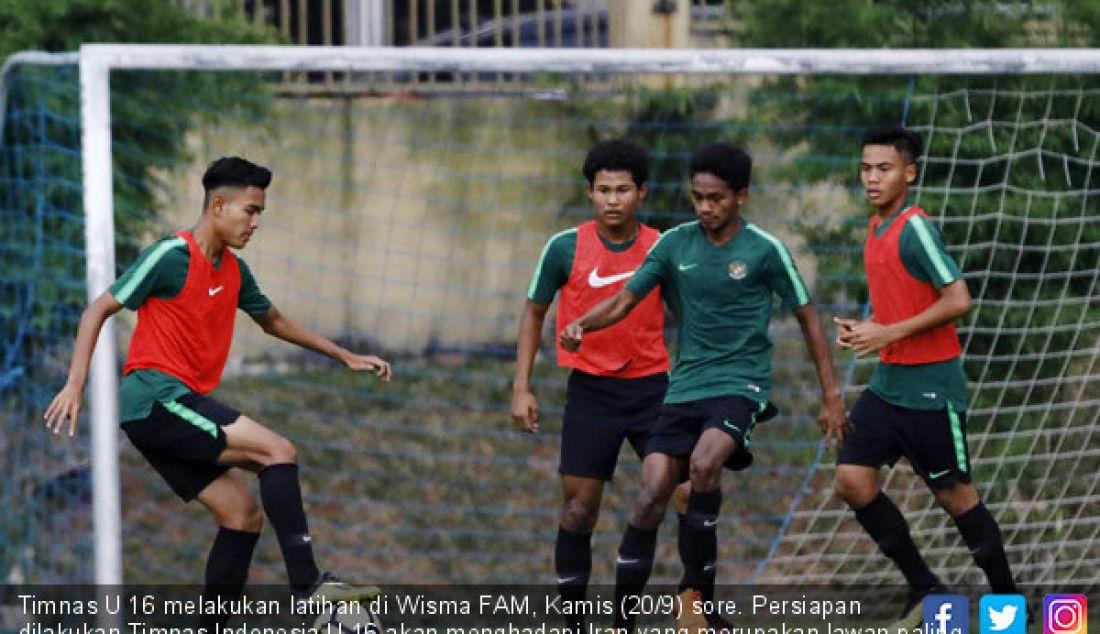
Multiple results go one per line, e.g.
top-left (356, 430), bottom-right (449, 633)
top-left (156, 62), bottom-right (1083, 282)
top-left (837, 389), bottom-right (972, 489)
top-left (646, 394), bottom-right (766, 459)
top-left (121, 393), bottom-right (241, 501)
top-left (559, 370), bottom-right (668, 481)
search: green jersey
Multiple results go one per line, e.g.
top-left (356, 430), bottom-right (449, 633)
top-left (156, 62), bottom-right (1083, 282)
top-left (108, 235), bottom-right (272, 422)
top-left (626, 220), bottom-right (810, 404)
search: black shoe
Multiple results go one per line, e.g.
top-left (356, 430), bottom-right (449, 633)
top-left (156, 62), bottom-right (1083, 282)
top-left (891, 584), bottom-right (947, 629)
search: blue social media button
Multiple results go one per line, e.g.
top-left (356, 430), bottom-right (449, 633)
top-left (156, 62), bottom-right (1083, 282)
top-left (924, 594), bottom-right (970, 634)
top-left (981, 595), bottom-right (1027, 634)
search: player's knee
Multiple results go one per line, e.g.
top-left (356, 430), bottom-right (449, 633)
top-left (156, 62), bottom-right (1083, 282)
top-left (264, 436), bottom-right (297, 465)
top-left (835, 472), bottom-right (875, 508)
top-left (688, 456), bottom-right (722, 490)
top-left (934, 484), bottom-right (978, 517)
top-left (214, 492), bottom-right (263, 532)
top-left (561, 497), bottom-right (599, 533)
top-left (631, 486), bottom-right (668, 530)
top-left (235, 497), bottom-right (264, 532)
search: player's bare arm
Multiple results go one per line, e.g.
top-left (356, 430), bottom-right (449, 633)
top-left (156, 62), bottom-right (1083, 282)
top-left (43, 291), bottom-right (125, 437)
top-left (252, 307), bottom-right (392, 380)
top-left (558, 288), bottom-right (640, 352)
top-left (839, 279), bottom-right (970, 357)
top-left (511, 300), bottom-right (550, 433)
top-left (793, 303), bottom-right (847, 449)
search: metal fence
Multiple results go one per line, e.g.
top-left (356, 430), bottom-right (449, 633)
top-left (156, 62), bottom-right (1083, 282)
top-left (172, 1), bottom-right (734, 93)
top-left (227, 0), bottom-right (731, 48)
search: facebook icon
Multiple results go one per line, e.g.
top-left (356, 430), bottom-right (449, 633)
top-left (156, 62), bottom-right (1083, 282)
top-left (924, 595), bottom-right (970, 634)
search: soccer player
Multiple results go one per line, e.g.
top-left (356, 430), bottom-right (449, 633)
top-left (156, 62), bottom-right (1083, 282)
top-left (561, 143), bottom-right (846, 634)
top-left (43, 157), bottom-right (390, 627)
top-left (513, 139), bottom-right (680, 634)
top-left (834, 126), bottom-right (1020, 624)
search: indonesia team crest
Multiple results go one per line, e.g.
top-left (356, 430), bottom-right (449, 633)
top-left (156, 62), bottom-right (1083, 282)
top-left (728, 261), bottom-right (748, 280)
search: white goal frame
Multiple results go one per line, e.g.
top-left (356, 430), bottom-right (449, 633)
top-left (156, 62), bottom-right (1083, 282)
top-left (67, 44), bottom-right (1100, 585)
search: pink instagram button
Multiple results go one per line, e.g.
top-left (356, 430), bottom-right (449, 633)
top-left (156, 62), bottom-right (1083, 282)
top-left (1044, 595), bottom-right (1087, 634)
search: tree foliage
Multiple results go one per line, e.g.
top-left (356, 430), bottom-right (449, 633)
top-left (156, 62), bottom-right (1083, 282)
top-left (1, 0), bottom-right (278, 319)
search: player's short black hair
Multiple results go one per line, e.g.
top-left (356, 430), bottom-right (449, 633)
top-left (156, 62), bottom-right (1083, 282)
top-left (582, 139), bottom-right (649, 187)
top-left (861, 126), bottom-right (924, 164)
top-left (202, 156), bottom-right (272, 206)
top-left (689, 143), bottom-right (752, 191)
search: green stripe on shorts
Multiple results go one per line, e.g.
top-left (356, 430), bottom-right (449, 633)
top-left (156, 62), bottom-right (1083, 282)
top-left (162, 399), bottom-right (219, 438)
top-left (741, 401), bottom-right (767, 448)
top-left (947, 402), bottom-right (968, 473)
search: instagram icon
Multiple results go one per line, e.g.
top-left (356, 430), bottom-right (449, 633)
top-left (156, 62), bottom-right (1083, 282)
top-left (1044, 595), bottom-right (1087, 634)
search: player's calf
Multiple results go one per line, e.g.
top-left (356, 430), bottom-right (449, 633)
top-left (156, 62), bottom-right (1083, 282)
top-left (679, 488), bottom-right (720, 603)
top-left (952, 501), bottom-right (1018, 593)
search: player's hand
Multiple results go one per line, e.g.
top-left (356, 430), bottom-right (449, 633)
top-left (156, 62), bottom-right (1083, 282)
top-left (833, 317), bottom-right (857, 349)
top-left (559, 322), bottom-right (584, 352)
top-left (843, 320), bottom-right (897, 357)
top-left (345, 354), bottom-right (392, 381)
top-left (819, 392), bottom-right (847, 451)
top-left (43, 383), bottom-right (83, 437)
top-left (511, 388), bottom-right (540, 433)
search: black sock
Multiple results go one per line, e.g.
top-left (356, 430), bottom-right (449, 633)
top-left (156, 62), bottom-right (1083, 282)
top-left (200, 527), bottom-right (259, 630)
top-left (679, 488), bottom-right (721, 603)
top-left (555, 527), bottom-right (592, 634)
top-left (259, 463), bottom-right (321, 591)
top-left (855, 492), bottom-right (940, 590)
top-left (954, 502), bottom-right (1017, 593)
top-left (613, 524), bottom-right (658, 633)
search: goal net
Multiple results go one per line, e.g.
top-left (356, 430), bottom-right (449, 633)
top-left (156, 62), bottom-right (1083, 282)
top-left (1, 46), bottom-right (1096, 587)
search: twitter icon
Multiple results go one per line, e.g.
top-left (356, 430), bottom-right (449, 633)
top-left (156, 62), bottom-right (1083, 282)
top-left (981, 594), bottom-right (1028, 634)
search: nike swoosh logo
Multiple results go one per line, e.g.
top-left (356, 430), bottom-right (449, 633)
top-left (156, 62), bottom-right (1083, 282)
top-left (208, 286), bottom-right (224, 296)
top-left (557, 575), bottom-right (583, 584)
top-left (929, 469), bottom-right (951, 479)
top-left (616, 556), bottom-right (641, 566)
top-left (703, 519), bottom-right (718, 528)
top-left (678, 263), bottom-right (697, 272)
top-left (723, 421), bottom-right (742, 434)
top-left (588, 267), bottom-right (634, 288)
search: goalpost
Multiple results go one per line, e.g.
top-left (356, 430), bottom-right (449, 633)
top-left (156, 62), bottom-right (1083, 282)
top-left (3, 44), bottom-right (1097, 587)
